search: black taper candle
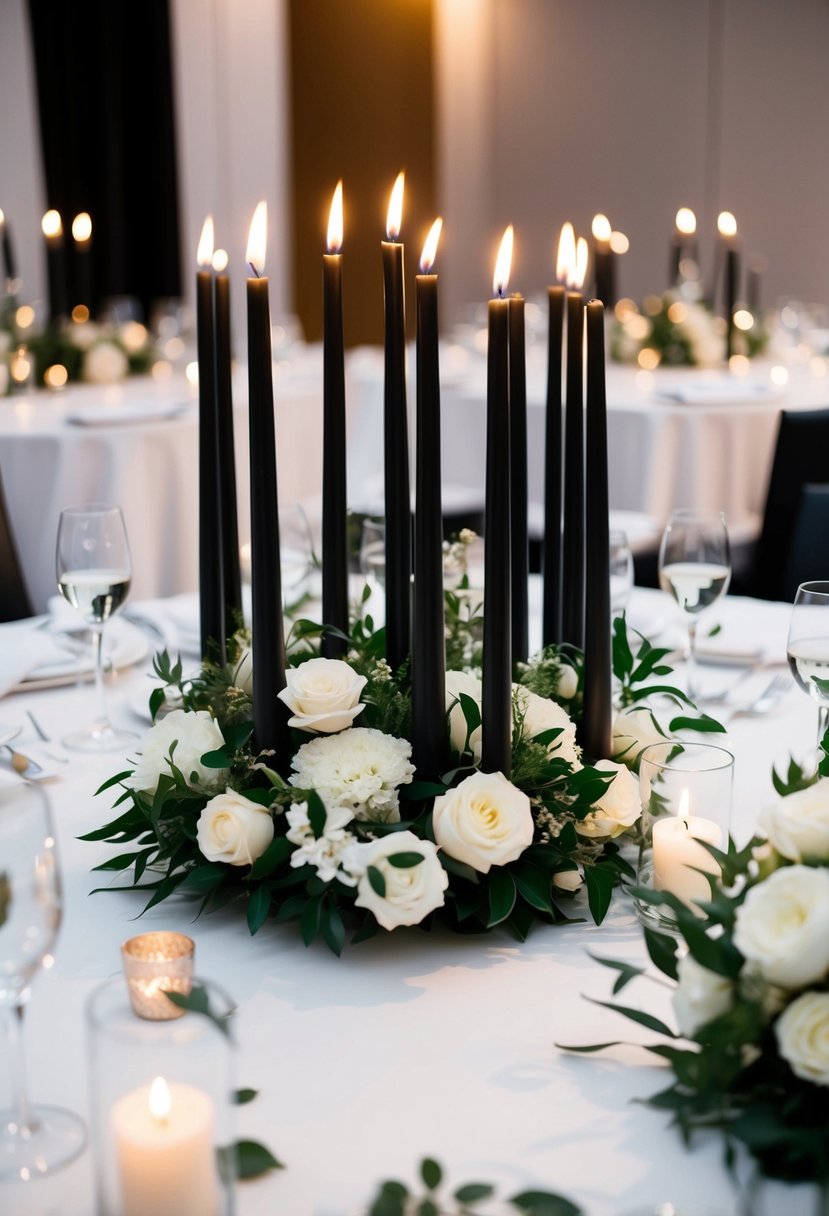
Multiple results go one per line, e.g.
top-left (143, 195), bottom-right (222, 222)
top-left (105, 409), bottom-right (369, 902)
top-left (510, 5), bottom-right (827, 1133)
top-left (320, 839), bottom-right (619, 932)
top-left (72, 213), bottom-right (93, 317)
top-left (322, 217), bottom-right (349, 658)
top-left (542, 285), bottom-right (565, 645)
top-left (508, 294), bottom-right (528, 666)
top-left (381, 236), bottom-right (411, 671)
top-left (246, 204), bottom-right (289, 759)
top-left (725, 246), bottom-right (739, 360)
top-left (196, 263), bottom-right (226, 665)
top-left (583, 300), bottom-right (612, 762)
top-left (42, 212), bottom-right (68, 324)
top-left (214, 272), bottom-right (243, 631)
top-left (412, 224), bottom-right (446, 781)
top-left (1, 213), bottom-right (17, 285)
top-left (481, 231), bottom-right (512, 776)
top-left (561, 291), bottom-right (585, 648)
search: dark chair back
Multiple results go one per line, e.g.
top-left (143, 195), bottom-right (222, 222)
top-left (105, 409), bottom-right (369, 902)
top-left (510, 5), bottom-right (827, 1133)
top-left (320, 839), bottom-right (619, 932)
top-left (752, 409), bottom-right (829, 601)
top-left (784, 483), bottom-right (829, 601)
top-left (0, 467), bottom-right (33, 622)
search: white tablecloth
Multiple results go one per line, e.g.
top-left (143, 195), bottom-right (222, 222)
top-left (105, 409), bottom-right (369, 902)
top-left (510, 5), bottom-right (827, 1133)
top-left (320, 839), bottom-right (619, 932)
top-left (0, 586), bottom-right (819, 1216)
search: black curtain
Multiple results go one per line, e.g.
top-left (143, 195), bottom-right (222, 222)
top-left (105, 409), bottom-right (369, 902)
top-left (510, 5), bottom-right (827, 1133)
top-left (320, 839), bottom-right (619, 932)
top-left (27, 0), bottom-right (181, 320)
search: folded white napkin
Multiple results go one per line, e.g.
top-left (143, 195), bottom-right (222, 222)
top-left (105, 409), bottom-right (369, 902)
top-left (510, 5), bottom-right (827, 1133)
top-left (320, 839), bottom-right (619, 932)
top-left (695, 631), bottom-right (765, 666)
top-left (65, 401), bottom-right (190, 427)
top-left (657, 378), bottom-right (780, 406)
top-left (0, 620), bottom-right (73, 698)
top-left (125, 593), bottom-right (202, 656)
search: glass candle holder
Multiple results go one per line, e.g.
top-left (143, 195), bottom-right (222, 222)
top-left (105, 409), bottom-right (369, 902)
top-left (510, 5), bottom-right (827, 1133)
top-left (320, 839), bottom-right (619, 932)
top-left (636, 741), bottom-right (734, 935)
top-left (87, 976), bottom-right (236, 1216)
top-left (121, 931), bottom-right (195, 1021)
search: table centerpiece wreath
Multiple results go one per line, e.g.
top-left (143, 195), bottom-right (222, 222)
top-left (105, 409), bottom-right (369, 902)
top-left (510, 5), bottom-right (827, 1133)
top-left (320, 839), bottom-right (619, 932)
top-left (86, 591), bottom-right (723, 954)
top-left (562, 716), bottom-right (829, 1190)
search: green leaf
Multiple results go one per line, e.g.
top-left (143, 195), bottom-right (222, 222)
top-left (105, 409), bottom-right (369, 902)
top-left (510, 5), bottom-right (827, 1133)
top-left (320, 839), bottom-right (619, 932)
top-left (149, 687), bottom-right (166, 721)
top-left (248, 835), bottom-right (292, 879)
top-left (230, 1139), bottom-right (284, 1179)
top-left (321, 900), bottom-right (346, 957)
top-left (93, 770), bottom-right (135, 797)
top-left (487, 868), bottom-right (517, 926)
top-left (584, 865), bottom-right (615, 925)
top-left (420, 1157), bottom-right (442, 1190)
top-left (587, 997), bottom-right (677, 1038)
top-left (164, 984), bottom-right (234, 1040)
top-left (668, 712), bottom-right (726, 734)
top-left (417, 1202), bottom-right (439, 1216)
top-left (387, 852), bottom-right (425, 868)
top-left (513, 865), bottom-right (553, 913)
top-left (454, 1182), bottom-right (495, 1203)
top-left (91, 850), bottom-right (144, 873)
top-left (234, 1088), bottom-right (258, 1105)
top-left (368, 865), bottom-right (386, 897)
top-left (402, 780), bottom-right (447, 801)
top-left (300, 895), bottom-right (323, 946)
top-left (587, 953), bottom-right (645, 995)
top-left (644, 928), bottom-right (679, 980)
top-left (246, 884), bottom-right (272, 935)
top-left (555, 1040), bottom-right (626, 1054)
top-left (307, 789), bottom-right (327, 839)
top-left (612, 615), bottom-right (634, 678)
top-left (509, 1189), bottom-right (583, 1216)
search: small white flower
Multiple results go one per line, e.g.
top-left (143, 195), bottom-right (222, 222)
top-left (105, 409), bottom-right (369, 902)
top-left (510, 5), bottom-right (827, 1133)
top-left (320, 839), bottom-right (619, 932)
top-left (760, 780), bottom-right (829, 863)
top-left (285, 800), bottom-right (356, 885)
top-left (612, 706), bottom-right (666, 767)
top-left (84, 339), bottom-right (128, 384)
top-left (673, 952), bottom-right (733, 1037)
top-left (290, 727), bottom-right (414, 823)
top-left (553, 868), bottom-right (583, 893)
top-left (734, 865), bottom-right (829, 989)
top-left (515, 686), bottom-right (580, 767)
top-left (277, 658), bottom-right (367, 734)
top-left (576, 759), bottom-right (641, 839)
top-left (128, 709), bottom-right (227, 795)
top-left (197, 790), bottom-right (274, 866)
top-left (344, 830), bottom-right (448, 931)
top-left (775, 991), bottom-right (829, 1086)
top-left (445, 670), bottom-right (483, 759)
top-left (432, 770), bottom-right (534, 875)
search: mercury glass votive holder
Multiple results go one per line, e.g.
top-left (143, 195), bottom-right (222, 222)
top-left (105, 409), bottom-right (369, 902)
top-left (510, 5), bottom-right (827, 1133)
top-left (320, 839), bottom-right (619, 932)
top-left (635, 741), bottom-right (734, 935)
top-left (121, 931), bottom-right (195, 1020)
top-left (86, 976), bottom-right (236, 1216)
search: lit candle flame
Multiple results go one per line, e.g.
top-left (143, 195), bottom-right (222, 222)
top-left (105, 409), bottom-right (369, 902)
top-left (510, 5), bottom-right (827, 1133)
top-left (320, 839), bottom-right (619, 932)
top-left (556, 222), bottom-right (575, 283)
top-left (41, 209), bottom-right (62, 239)
top-left (678, 789), bottom-right (690, 826)
top-left (419, 217), bottom-right (443, 273)
top-left (386, 172), bottom-right (405, 241)
top-left (72, 212), bottom-right (92, 243)
top-left (212, 248), bottom-right (229, 273)
top-left (197, 216), bottom-right (214, 269)
top-left (573, 237), bottom-right (589, 290)
top-left (591, 213), bottom-right (612, 242)
top-left (610, 230), bottom-right (630, 255)
top-left (0, 209), bottom-right (4, 225)
top-left (493, 225), bottom-right (513, 298)
top-left (246, 201), bottom-right (268, 276)
top-left (327, 180), bottom-right (344, 253)
top-left (149, 1076), bottom-right (171, 1123)
top-left (717, 210), bottom-right (737, 239)
top-left (676, 207), bottom-right (696, 236)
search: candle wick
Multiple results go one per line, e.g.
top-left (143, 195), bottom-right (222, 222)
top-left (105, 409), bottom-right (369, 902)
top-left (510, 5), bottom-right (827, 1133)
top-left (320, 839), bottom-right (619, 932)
top-left (248, 262), bottom-right (261, 279)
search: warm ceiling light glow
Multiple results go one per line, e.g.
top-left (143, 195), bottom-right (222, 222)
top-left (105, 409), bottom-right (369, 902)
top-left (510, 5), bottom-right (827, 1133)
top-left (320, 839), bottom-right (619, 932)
top-left (717, 211), bottom-right (737, 238)
top-left (676, 207), bottom-right (696, 236)
top-left (246, 201), bottom-right (267, 275)
top-left (41, 210), bottom-right (62, 239)
top-left (667, 302), bottom-right (688, 324)
top-left (493, 225), bottom-right (513, 298)
top-left (212, 248), bottom-right (229, 272)
top-left (610, 230), bottom-right (629, 255)
top-left (327, 180), bottom-right (343, 253)
top-left (386, 172), bottom-right (405, 241)
top-left (733, 309), bottom-right (754, 331)
top-left (72, 212), bottom-right (92, 242)
top-left (419, 217), bottom-right (443, 273)
top-left (637, 348), bottom-right (661, 370)
top-left (15, 305), bottom-right (35, 329)
top-left (770, 365), bottom-right (789, 386)
top-left (149, 1077), bottom-right (171, 1122)
top-left (573, 237), bottom-right (588, 290)
top-left (197, 216), bottom-right (214, 269)
top-left (44, 363), bottom-right (68, 389)
top-left (71, 304), bottom-right (90, 324)
top-left (591, 213), bottom-right (611, 242)
top-left (556, 222), bottom-right (575, 282)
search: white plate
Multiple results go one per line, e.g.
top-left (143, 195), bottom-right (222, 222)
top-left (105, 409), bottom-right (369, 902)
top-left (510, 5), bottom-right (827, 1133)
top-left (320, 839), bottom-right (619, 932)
top-left (13, 619), bottom-right (149, 693)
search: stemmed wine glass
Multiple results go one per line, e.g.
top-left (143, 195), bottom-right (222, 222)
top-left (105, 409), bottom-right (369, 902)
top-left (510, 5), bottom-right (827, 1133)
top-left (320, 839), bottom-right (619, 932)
top-left (56, 504), bottom-right (136, 751)
top-left (658, 509), bottom-right (731, 702)
top-left (0, 776), bottom-right (86, 1178)
top-left (609, 529), bottom-right (634, 618)
top-left (786, 581), bottom-right (829, 768)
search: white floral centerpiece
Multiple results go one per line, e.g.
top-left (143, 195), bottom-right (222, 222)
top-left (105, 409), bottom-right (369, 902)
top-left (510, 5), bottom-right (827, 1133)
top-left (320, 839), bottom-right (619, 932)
top-left (610, 287), bottom-right (768, 369)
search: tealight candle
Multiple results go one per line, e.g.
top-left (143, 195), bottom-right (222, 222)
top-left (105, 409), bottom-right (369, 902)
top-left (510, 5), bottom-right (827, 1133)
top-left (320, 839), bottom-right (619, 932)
top-left (652, 791), bottom-right (722, 908)
top-left (121, 932), bottom-right (194, 1021)
top-left (112, 1076), bottom-right (218, 1216)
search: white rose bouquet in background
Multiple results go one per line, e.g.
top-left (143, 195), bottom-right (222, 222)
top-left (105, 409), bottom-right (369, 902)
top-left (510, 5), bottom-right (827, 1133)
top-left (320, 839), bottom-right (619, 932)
top-left (610, 287), bottom-right (769, 369)
top-left (565, 732), bottom-right (829, 1187)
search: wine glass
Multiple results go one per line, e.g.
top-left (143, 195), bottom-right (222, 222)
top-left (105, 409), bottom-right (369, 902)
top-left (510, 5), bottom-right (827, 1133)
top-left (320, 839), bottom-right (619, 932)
top-left (0, 776), bottom-right (86, 1178)
top-left (279, 502), bottom-right (315, 609)
top-left (609, 529), bottom-right (634, 618)
top-left (786, 581), bottom-right (829, 768)
top-left (658, 509), bottom-right (731, 702)
top-left (56, 504), bottom-right (137, 751)
top-left (359, 518), bottom-right (386, 591)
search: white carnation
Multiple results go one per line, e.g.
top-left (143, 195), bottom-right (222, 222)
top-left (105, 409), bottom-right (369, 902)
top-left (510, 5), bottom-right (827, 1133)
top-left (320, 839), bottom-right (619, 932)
top-left (128, 709), bottom-right (227, 795)
top-left (289, 727), bottom-right (414, 823)
top-left (285, 800), bottom-right (356, 885)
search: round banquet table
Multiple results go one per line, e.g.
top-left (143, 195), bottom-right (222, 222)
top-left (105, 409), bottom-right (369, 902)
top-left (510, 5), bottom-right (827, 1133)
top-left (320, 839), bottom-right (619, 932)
top-left (0, 585), bottom-right (820, 1216)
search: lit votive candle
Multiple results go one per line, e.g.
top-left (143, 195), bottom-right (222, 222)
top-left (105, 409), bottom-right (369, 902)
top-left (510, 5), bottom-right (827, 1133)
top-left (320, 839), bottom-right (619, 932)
top-left (121, 932), bottom-right (194, 1021)
top-left (112, 1076), bottom-right (218, 1216)
top-left (652, 791), bottom-right (722, 909)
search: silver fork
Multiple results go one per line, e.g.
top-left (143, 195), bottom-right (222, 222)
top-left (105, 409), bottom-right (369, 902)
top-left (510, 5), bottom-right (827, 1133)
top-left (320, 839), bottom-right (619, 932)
top-left (724, 673), bottom-right (791, 722)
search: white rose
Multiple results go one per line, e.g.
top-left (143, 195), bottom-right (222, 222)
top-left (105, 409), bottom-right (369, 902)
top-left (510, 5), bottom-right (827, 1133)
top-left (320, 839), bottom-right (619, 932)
top-left (128, 709), bottom-right (228, 795)
top-left (553, 868), bottom-right (583, 893)
top-left (673, 952), bottom-right (733, 1037)
top-left (775, 991), bottom-right (829, 1086)
top-left (556, 664), bottom-right (579, 701)
top-left (445, 670), bottom-right (483, 759)
top-left (612, 706), bottom-right (666, 767)
top-left (576, 759), bottom-right (641, 839)
top-left (733, 865), bottom-right (829, 989)
top-left (277, 658), bottom-right (367, 733)
top-left (196, 790), bottom-right (274, 866)
top-left (233, 648), bottom-right (253, 695)
top-left (432, 771), bottom-right (534, 875)
top-left (516, 687), bottom-right (580, 767)
top-left (84, 339), bottom-right (128, 384)
top-left (760, 781), bottom-right (829, 863)
top-left (346, 830), bottom-right (448, 931)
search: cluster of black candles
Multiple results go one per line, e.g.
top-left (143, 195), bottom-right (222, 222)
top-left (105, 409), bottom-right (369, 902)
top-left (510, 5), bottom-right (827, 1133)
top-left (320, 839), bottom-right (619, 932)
top-left (196, 178), bottom-right (613, 781)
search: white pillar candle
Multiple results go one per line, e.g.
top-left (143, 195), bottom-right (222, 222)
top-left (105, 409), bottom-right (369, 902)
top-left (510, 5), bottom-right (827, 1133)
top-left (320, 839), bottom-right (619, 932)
top-left (112, 1076), bottom-right (219, 1216)
top-left (652, 812), bottom-right (722, 909)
